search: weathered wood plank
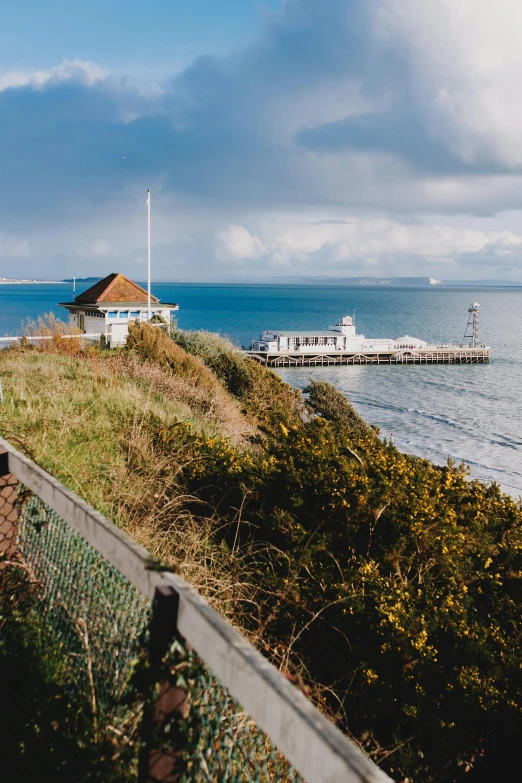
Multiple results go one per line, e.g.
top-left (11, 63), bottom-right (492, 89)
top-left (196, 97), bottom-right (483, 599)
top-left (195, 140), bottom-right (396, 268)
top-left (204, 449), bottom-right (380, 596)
top-left (0, 437), bottom-right (391, 783)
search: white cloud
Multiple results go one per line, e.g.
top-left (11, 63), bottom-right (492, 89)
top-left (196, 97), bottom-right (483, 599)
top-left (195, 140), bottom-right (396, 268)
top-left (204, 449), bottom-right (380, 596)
top-left (3, 1), bottom-right (522, 280)
top-left (375, 0), bottom-right (522, 167)
top-left (215, 215), bottom-right (522, 276)
top-left (0, 59), bottom-right (107, 93)
top-left (217, 225), bottom-right (267, 261)
top-left (74, 239), bottom-right (112, 259)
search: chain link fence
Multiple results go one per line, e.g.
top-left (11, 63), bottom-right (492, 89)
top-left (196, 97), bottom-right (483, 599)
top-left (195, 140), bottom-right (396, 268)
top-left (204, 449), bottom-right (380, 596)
top-left (0, 439), bottom-right (389, 783)
top-left (6, 480), bottom-right (304, 782)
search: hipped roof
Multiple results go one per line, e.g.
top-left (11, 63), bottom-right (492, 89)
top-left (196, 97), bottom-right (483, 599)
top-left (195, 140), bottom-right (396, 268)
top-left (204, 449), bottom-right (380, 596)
top-left (74, 272), bottom-right (160, 304)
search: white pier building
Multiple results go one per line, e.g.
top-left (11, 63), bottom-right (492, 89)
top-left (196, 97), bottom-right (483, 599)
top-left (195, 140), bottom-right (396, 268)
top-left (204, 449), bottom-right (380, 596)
top-left (251, 316), bottom-right (429, 354)
top-left (248, 311), bottom-right (490, 367)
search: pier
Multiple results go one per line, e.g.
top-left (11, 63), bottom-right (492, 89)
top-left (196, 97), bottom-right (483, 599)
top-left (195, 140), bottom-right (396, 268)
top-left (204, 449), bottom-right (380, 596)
top-left (245, 345), bottom-right (490, 368)
top-left (246, 304), bottom-right (490, 368)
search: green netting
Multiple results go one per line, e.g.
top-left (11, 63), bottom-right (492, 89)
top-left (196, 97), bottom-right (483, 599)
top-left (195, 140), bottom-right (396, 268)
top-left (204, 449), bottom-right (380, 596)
top-left (16, 488), bottom-right (305, 782)
top-left (180, 658), bottom-right (304, 783)
top-left (17, 491), bottom-right (150, 708)
top-left (148, 636), bottom-right (305, 783)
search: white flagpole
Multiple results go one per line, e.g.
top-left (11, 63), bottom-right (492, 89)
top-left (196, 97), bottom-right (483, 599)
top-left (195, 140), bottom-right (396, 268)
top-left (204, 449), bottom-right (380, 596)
top-left (147, 188), bottom-right (151, 320)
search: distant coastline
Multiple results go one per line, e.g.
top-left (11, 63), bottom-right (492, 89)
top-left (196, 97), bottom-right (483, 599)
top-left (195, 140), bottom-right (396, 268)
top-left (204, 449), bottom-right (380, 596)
top-left (1, 275), bottom-right (521, 287)
top-left (0, 279), bottom-right (63, 284)
top-left (62, 277), bottom-right (101, 283)
top-left (152, 276), bottom-right (522, 287)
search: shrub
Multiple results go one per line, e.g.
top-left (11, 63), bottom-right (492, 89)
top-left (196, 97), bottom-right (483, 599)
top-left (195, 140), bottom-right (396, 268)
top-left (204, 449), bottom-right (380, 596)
top-left (177, 380), bottom-right (522, 782)
top-left (305, 379), bottom-right (378, 441)
top-left (4, 327), bottom-right (522, 782)
top-left (21, 313), bottom-right (83, 356)
top-left (169, 327), bottom-right (303, 433)
top-left (127, 322), bottom-right (219, 393)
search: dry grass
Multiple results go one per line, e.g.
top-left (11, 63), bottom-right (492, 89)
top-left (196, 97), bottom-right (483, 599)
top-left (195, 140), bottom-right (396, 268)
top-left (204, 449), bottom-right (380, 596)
top-left (0, 332), bottom-right (314, 660)
top-left (0, 345), bottom-right (262, 621)
top-left (20, 312), bottom-right (85, 355)
top-left (113, 353), bottom-right (256, 447)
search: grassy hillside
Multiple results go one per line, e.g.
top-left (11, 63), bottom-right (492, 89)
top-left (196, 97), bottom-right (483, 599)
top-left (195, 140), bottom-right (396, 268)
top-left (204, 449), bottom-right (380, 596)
top-left (0, 338), bottom-right (259, 610)
top-left (1, 323), bottom-right (521, 783)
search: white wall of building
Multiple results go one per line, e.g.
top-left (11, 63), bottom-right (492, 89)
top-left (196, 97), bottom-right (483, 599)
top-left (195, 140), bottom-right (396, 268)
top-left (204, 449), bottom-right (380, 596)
top-left (85, 316), bottom-right (104, 335)
top-left (108, 322), bottom-right (129, 346)
top-left (63, 304), bottom-right (178, 348)
top-left (251, 330), bottom-right (432, 354)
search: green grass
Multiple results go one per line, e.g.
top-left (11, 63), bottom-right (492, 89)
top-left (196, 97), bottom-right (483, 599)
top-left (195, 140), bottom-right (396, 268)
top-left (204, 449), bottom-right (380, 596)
top-left (0, 348), bottom-right (250, 518)
top-left (0, 334), bottom-right (264, 781)
top-left (0, 335), bottom-right (264, 615)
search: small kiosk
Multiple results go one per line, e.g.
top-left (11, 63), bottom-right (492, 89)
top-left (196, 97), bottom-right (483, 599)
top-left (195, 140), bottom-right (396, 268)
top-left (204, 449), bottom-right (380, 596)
top-left (59, 272), bottom-right (178, 348)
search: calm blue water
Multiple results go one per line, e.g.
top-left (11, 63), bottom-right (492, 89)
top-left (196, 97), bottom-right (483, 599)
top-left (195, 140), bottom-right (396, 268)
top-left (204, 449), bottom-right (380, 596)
top-left (1, 281), bottom-right (521, 497)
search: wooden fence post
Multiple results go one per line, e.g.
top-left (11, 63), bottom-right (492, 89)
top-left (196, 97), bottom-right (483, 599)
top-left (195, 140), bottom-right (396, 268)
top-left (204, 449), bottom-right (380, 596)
top-left (139, 584), bottom-right (189, 783)
top-left (0, 448), bottom-right (19, 567)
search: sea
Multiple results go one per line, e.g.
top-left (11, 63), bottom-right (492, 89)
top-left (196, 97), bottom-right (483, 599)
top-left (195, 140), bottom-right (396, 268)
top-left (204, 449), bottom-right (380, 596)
top-left (1, 281), bottom-right (521, 499)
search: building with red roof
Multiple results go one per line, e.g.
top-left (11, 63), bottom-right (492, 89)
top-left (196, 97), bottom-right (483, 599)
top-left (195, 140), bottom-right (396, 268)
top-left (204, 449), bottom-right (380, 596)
top-left (59, 272), bottom-right (178, 347)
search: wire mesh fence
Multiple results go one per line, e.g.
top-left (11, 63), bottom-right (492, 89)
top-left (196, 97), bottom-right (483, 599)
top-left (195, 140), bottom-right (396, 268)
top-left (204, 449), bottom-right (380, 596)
top-left (180, 659), bottom-right (304, 783)
top-left (147, 631), bottom-right (304, 783)
top-left (10, 485), bottom-right (305, 782)
top-left (18, 491), bottom-right (150, 709)
top-left (0, 471), bottom-right (18, 560)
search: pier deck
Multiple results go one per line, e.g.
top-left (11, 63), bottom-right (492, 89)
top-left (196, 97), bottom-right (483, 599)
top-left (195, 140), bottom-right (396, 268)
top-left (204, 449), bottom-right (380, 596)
top-left (245, 347), bottom-right (490, 368)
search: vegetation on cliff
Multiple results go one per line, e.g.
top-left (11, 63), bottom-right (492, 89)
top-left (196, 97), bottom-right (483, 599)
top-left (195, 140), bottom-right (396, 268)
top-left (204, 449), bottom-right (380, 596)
top-left (1, 321), bottom-right (521, 782)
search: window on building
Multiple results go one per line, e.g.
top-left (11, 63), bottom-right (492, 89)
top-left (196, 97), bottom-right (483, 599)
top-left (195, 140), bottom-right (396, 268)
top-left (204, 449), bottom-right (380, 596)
top-left (107, 311), bottom-right (117, 319)
top-left (130, 311), bottom-right (140, 318)
top-left (119, 311), bottom-right (129, 318)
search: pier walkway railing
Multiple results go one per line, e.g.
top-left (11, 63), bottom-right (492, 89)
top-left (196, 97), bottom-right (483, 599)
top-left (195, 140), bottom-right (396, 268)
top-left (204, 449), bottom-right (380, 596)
top-left (0, 437), bottom-right (390, 783)
top-left (246, 346), bottom-right (490, 368)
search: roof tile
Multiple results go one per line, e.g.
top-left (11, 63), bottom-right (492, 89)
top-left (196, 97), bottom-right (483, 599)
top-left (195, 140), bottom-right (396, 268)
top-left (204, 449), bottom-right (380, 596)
top-left (75, 273), bottom-right (159, 304)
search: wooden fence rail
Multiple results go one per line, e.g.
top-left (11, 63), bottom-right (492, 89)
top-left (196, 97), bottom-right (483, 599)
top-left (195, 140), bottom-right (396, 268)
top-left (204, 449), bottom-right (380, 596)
top-left (0, 436), bottom-right (391, 783)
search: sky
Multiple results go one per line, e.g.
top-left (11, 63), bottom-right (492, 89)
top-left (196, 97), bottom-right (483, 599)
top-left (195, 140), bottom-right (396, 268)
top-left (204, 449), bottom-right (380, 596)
top-left (2, 0), bottom-right (522, 281)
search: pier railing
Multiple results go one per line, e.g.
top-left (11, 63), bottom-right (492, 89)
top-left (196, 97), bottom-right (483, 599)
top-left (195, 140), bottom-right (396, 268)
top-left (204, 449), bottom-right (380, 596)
top-left (246, 346), bottom-right (490, 368)
top-left (0, 437), bottom-right (390, 783)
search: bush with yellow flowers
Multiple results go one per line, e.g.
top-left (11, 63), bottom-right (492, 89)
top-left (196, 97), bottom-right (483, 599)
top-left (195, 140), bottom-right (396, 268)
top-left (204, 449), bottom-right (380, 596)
top-left (167, 359), bottom-right (522, 782)
top-left (159, 332), bottom-right (522, 781)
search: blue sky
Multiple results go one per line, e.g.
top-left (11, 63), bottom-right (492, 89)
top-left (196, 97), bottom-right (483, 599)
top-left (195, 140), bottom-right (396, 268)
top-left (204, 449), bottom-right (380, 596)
top-left (0, 1), bottom-right (279, 71)
top-left (2, 0), bottom-right (522, 281)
